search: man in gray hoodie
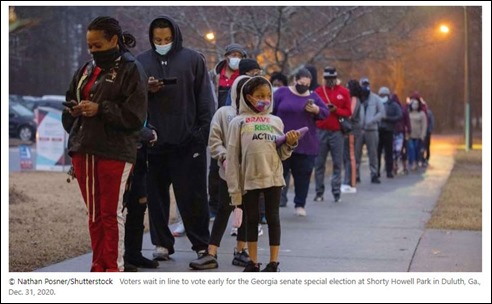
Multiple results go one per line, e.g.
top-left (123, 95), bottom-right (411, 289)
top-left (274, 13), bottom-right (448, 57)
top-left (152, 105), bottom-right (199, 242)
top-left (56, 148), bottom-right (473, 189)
top-left (358, 77), bottom-right (385, 184)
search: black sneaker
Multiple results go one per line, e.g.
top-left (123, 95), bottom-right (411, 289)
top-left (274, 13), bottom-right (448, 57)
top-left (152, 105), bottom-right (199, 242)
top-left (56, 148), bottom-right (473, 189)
top-left (371, 177), bottom-right (381, 184)
top-left (334, 194), bottom-right (341, 203)
top-left (189, 253), bottom-right (218, 270)
top-left (127, 256), bottom-right (159, 269)
top-left (314, 195), bottom-right (324, 202)
top-left (387, 173), bottom-right (394, 178)
top-left (124, 263), bottom-right (138, 272)
top-left (232, 249), bottom-right (251, 267)
top-left (261, 261), bottom-right (280, 272)
top-left (243, 261), bottom-right (261, 272)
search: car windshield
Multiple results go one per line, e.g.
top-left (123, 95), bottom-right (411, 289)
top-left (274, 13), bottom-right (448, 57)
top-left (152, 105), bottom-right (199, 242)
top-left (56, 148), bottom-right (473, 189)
top-left (11, 103), bottom-right (34, 116)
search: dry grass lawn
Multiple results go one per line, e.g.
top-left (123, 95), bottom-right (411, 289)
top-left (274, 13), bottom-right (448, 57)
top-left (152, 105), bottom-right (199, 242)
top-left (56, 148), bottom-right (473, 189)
top-left (426, 149), bottom-right (482, 230)
top-left (9, 171), bottom-right (178, 272)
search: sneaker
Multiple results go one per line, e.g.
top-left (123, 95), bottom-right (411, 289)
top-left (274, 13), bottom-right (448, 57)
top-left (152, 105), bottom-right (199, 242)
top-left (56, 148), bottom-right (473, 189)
top-left (127, 256), bottom-right (159, 269)
top-left (172, 221), bottom-right (185, 237)
top-left (124, 263), bottom-right (138, 272)
top-left (261, 261), bottom-right (280, 272)
top-left (189, 252), bottom-right (218, 270)
top-left (295, 207), bottom-right (307, 216)
top-left (387, 173), bottom-right (394, 178)
top-left (371, 177), bottom-right (381, 184)
top-left (314, 195), bottom-right (324, 202)
top-left (232, 248), bottom-right (251, 267)
top-left (243, 261), bottom-right (261, 272)
top-left (153, 246), bottom-right (170, 261)
top-left (258, 224), bottom-right (264, 236)
top-left (334, 194), bottom-right (341, 203)
top-left (230, 227), bottom-right (238, 236)
top-left (341, 185), bottom-right (357, 194)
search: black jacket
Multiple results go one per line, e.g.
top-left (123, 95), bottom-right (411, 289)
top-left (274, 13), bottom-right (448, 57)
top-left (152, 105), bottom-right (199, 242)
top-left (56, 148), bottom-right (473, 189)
top-left (62, 52), bottom-right (148, 164)
top-left (135, 15), bottom-right (214, 151)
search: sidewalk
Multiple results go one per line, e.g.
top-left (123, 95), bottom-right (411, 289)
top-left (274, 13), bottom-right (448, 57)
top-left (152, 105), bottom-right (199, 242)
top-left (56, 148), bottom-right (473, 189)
top-left (36, 136), bottom-right (481, 272)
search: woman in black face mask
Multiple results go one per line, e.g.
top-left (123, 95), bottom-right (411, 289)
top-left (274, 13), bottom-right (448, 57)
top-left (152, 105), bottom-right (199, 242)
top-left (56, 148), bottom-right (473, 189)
top-left (271, 68), bottom-right (329, 215)
top-left (62, 16), bottom-right (147, 272)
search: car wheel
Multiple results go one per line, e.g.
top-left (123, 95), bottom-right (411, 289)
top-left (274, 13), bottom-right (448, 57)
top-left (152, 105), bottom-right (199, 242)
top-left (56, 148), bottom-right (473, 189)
top-left (18, 126), bottom-right (34, 142)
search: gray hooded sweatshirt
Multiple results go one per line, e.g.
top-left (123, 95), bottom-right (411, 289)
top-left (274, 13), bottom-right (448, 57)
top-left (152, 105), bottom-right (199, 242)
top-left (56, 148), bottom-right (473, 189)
top-left (226, 76), bottom-right (295, 206)
top-left (208, 75), bottom-right (250, 180)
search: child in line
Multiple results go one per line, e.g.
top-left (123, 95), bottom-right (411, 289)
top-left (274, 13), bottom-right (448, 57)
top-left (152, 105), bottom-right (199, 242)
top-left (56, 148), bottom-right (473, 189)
top-left (189, 75), bottom-right (251, 270)
top-left (226, 76), bottom-right (300, 272)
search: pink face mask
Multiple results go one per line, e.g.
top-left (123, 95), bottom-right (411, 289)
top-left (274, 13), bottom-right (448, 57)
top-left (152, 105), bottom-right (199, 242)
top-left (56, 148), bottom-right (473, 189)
top-left (254, 100), bottom-right (271, 112)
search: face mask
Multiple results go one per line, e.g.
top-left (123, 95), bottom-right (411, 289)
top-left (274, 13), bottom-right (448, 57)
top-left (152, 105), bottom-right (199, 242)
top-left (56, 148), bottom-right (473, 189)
top-left (254, 100), bottom-right (271, 112)
top-left (295, 84), bottom-right (309, 94)
top-left (272, 86), bottom-right (280, 93)
top-left (91, 47), bottom-right (120, 69)
top-left (155, 42), bottom-right (173, 55)
top-left (411, 102), bottom-right (419, 110)
top-left (228, 57), bottom-right (241, 70)
top-left (324, 78), bottom-right (336, 88)
top-left (381, 96), bottom-right (388, 103)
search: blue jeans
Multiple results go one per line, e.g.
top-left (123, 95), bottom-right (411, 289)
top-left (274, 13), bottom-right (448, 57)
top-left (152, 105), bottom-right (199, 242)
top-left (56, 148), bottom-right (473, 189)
top-left (280, 153), bottom-right (315, 208)
top-left (407, 138), bottom-right (422, 166)
top-left (314, 130), bottom-right (344, 198)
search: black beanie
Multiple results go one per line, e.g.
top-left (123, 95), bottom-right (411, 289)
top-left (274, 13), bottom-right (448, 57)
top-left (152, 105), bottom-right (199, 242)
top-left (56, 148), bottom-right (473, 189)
top-left (239, 59), bottom-right (260, 75)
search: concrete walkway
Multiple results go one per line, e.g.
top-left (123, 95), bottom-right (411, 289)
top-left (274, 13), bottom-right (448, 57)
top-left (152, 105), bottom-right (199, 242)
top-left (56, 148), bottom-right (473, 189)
top-left (36, 135), bottom-right (481, 272)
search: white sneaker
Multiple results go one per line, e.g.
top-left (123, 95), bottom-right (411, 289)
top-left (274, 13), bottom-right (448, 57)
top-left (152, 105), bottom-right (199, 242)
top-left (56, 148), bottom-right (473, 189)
top-left (230, 227), bottom-right (238, 236)
top-left (295, 207), bottom-right (307, 216)
top-left (153, 246), bottom-right (169, 260)
top-left (258, 224), bottom-right (264, 236)
top-left (341, 186), bottom-right (357, 194)
top-left (172, 221), bottom-right (185, 237)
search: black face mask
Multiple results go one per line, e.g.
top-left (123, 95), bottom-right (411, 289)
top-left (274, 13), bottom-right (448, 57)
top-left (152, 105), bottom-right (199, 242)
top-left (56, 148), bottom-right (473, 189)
top-left (295, 84), bottom-right (309, 94)
top-left (91, 47), bottom-right (120, 69)
top-left (324, 77), bottom-right (336, 88)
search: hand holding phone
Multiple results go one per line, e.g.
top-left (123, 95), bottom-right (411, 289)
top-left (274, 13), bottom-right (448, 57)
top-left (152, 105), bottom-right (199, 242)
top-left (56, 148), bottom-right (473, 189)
top-left (62, 100), bottom-right (77, 109)
top-left (159, 77), bottom-right (177, 85)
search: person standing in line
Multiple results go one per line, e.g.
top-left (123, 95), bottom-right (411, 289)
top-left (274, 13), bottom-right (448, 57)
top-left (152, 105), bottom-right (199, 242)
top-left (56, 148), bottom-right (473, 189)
top-left (62, 16), bottom-right (147, 272)
top-left (226, 76), bottom-right (300, 272)
top-left (189, 75), bottom-right (252, 270)
top-left (123, 124), bottom-right (159, 272)
top-left (135, 16), bottom-right (214, 264)
top-left (377, 86), bottom-right (402, 179)
top-left (341, 79), bottom-right (364, 193)
top-left (273, 68), bottom-right (329, 216)
top-left (357, 77), bottom-right (385, 184)
top-left (313, 66), bottom-right (351, 203)
top-left (208, 43), bottom-right (248, 220)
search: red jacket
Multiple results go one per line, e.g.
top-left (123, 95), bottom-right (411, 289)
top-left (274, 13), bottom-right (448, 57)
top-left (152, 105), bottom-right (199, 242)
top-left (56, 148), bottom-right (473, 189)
top-left (315, 85), bottom-right (351, 131)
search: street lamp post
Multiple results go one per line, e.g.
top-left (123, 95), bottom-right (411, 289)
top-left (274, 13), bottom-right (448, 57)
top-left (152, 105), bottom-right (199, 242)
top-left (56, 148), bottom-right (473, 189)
top-left (463, 6), bottom-right (472, 151)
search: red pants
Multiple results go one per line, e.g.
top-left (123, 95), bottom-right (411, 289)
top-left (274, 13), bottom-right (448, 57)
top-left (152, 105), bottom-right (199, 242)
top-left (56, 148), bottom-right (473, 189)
top-left (72, 153), bottom-right (132, 272)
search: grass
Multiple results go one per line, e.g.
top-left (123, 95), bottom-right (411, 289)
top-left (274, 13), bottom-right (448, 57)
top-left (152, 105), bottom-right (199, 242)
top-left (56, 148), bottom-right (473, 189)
top-left (426, 149), bottom-right (482, 230)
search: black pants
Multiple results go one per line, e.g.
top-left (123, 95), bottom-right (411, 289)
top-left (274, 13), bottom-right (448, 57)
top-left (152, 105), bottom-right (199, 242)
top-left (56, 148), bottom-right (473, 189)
top-left (209, 178), bottom-right (246, 247)
top-left (423, 132), bottom-right (431, 161)
top-left (124, 148), bottom-right (148, 262)
top-left (377, 129), bottom-right (394, 176)
top-left (208, 157), bottom-right (220, 214)
top-left (243, 187), bottom-right (282, 245)
top-left (147, 143), bottom-right (210, 254)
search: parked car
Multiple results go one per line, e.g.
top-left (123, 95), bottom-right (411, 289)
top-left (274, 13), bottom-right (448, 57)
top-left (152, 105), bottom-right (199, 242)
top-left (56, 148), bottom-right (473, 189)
top-left (9, 101), bottom-right (37, 142)
top-left (11, 94), bottom-right (65, 111)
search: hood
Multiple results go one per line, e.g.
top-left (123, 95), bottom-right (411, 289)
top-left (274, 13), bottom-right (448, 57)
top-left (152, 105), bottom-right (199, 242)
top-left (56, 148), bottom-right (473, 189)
top-left (148, 16), bottom-right (183, 55)
top-left (213, 59), bottom-right (228, 75)
top-left (230, 75), bottom-right (251, 112)
top-left (239, 76), bottom-right (273, 115)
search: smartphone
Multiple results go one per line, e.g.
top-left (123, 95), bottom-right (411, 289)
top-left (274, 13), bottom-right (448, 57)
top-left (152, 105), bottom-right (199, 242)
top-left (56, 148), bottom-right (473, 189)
top-left (306, 99), bottom-right (314, 106)
top-left (159, 77), bottom-right (177, 85)
top-left (62, 101), bottom-right (77, 109)
top-left (328, 104), bottom-right (335, 108)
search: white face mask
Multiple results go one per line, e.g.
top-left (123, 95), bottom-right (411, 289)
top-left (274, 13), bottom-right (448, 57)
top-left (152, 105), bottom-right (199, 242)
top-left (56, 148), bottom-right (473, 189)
top-left (155, 42), bottom-right (173, 55)
top-left (381, 96), bottom-right (388, 103)
top-left (228, 57), bottom-right (241, 70)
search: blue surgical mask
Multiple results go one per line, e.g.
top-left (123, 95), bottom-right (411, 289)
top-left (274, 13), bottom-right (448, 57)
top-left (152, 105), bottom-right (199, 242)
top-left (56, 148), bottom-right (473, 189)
top-left (228, 57), bottom-right (241, 70)
top-left (155, 42), bottom-right (173, 55)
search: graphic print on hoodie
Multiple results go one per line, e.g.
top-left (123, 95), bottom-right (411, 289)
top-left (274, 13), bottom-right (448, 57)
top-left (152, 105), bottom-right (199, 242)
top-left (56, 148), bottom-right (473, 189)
top-left (225, 77), bottom-right (295, 206)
